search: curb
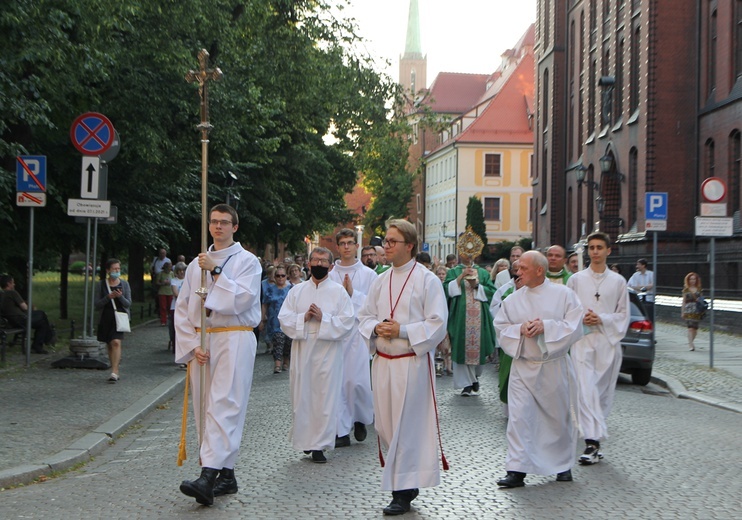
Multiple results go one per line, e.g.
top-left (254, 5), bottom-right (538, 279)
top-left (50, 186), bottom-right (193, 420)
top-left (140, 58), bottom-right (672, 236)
top-left (0, 371), bottom-right (185, 489)
top-left (651, 370), bottom-right (742, 415)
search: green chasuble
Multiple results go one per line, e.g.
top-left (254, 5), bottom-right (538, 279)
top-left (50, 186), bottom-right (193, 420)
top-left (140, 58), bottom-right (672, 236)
top-left (545, 268), bottom-right (571, 285)
top-left (443, 264), bottom-right (496, 365)
top-left (375, 264), bottom-right (390, 275)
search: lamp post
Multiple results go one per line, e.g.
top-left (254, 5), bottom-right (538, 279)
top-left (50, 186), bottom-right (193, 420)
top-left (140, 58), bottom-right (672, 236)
top-left (440, 222), bottom-right (447, 259)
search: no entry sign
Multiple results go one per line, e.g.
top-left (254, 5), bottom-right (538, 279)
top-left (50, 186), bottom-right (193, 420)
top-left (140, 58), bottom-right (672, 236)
top-left (70, 112), bottom-right (115, 155)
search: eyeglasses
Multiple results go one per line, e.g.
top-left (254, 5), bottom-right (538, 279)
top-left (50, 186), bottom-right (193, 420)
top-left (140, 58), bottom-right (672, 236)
top-left (382, 239), bottom-right (407, 248)
top-left (361, 253), bottom-right (376, 258)
top-left (309, 258), bottom-right (330, 266)
top-left (275, 274), bottom-right (286, 278)
top-left (338, 241), bottom-right (356, 248)
top-left (209, 219), bottom-right (233, 227)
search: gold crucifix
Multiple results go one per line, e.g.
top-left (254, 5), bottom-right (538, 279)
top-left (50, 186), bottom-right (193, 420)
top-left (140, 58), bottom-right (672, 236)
top-left (182, 49), bottom-right (223, 464)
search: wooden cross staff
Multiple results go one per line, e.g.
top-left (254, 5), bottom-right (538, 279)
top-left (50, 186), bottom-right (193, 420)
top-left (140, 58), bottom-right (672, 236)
top-left (185, 49), bottom-right (222, 455)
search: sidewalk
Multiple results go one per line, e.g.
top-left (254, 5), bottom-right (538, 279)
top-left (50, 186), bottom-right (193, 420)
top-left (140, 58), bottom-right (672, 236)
top-left (1, 318), bottom-right (740, 489)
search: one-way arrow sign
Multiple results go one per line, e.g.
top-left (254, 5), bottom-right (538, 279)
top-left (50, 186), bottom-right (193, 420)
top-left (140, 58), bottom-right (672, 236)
top-left (81, 156), bottom-right (101, 199)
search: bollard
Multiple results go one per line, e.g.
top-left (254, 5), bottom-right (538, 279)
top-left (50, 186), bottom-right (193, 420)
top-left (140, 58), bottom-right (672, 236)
top-left (70, 320), bottom-right (75, 339)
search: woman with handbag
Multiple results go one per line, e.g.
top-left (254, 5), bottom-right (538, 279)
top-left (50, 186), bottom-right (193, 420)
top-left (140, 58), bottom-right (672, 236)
top-left (95, 258), bottom-right (131, 382)
top-left (681, 272), bottom-right (704, 351)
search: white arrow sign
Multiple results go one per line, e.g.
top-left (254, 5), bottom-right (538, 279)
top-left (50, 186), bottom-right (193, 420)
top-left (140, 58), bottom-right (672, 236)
top-left (81, 156), bottom-right (101, 199)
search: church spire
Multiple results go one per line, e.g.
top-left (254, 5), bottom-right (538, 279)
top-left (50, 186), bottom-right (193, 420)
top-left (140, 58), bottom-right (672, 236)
top-left (399, 0), bottom-right (426, 95)
top-left (403, 0), bottom-right (423, 59)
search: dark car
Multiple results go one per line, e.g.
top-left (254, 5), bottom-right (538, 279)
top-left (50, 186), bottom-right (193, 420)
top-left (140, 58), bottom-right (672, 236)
top-left (620, 290), bottom-right (655, 385)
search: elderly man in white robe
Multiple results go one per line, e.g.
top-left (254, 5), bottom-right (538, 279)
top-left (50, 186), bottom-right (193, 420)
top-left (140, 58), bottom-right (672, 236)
top-left (328, 229), bottom-right (377, 448)
top-left (279, 247), bottom-right (355, 463)
top-left (567, 232), bottom-right (630, 465)
top-left (358, 219), bottom-right (449, 516)
top-left (493, 251), bottom-right (584, 488)
top-left (176, 204), bottom-right (262, 506)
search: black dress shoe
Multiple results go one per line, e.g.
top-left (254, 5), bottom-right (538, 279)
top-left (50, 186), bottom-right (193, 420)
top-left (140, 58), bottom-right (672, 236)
top-left (180, 467), bottom-right (219, 505)
top-left (335, 434), bottom-right (351, 448)
top-left (497, 471), bottom-right (526, 488)
top-left (556, 470), bottom-right (573, 482)
top-left (213, 467), bottom-right (238, 496)
top-left (303, 450), bottom-right (311, 454)
top-left (383, 493), bottom-right (412, 516)
top-left (353, 422), bottom-right (367, 442)
top-left (311, 450), bottom-right (327, 463)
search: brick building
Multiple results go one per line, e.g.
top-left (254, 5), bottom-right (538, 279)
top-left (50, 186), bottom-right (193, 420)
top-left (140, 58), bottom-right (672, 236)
top-left (535, 0), bottom-right (742, 293)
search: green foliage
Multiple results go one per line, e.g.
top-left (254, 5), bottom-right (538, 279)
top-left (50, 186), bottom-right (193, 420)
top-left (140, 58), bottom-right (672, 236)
top-left (0, 0), bottom-right (401, 275)
top-left (465, 196), bottom-right (488, 250)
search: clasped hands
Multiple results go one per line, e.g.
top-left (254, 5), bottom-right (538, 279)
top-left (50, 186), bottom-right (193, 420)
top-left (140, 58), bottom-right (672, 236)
top-left (375, 319), bottom-right (400, 339)
top-left (458, 267), bottom-right (479, 287)
top-left (583, 309), bottom-right (602, 326)
top-left (304, 303), bottom-right (323, 322)
top-left (520, 318), bottom-right (544, 338)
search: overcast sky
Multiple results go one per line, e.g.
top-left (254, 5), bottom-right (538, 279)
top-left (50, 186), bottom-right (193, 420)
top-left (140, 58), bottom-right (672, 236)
top-left (340, 0), bottom-right (537, 85)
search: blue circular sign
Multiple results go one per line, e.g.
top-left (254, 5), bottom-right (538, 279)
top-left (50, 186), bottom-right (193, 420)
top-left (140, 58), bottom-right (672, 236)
top-left (70, 112), bottom-right (115, 155)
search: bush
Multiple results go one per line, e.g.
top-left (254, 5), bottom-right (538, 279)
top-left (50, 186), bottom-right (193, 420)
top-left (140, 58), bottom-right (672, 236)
top-left (69, 261), bottom-right (87, 274)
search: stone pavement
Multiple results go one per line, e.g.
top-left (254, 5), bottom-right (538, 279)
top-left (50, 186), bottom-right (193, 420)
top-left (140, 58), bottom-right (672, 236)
top-left (1, 316), bottom-right (741, 490)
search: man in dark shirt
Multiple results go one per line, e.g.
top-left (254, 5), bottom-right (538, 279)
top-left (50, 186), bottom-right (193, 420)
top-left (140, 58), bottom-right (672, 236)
top-left (0, 274), bottom-right (54, 354)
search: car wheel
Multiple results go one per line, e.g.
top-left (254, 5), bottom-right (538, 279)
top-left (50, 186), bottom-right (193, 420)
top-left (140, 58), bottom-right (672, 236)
top-left (632, 368), bottom-right (652, 386)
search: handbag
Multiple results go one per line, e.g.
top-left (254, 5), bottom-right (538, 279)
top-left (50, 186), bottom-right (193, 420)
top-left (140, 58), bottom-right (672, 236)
top-left (696, 296), bottom-right (708, 315)
top-left (106, 281), bottom-right (131, 333)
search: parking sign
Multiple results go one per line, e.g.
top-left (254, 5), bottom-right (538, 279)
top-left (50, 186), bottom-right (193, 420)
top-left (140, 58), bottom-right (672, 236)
top-left (645, 192), bottom-right (668, 220)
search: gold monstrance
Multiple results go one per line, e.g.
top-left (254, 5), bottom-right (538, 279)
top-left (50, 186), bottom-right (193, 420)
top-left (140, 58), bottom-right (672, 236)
top-left (457, 227), bottom-right (484, 279)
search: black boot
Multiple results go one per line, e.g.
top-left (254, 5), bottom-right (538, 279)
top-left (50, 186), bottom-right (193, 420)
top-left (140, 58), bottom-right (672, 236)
top-left (180, 467), bottom-right (219, 505)
top-left (213, 467), bottom-right (238, 497)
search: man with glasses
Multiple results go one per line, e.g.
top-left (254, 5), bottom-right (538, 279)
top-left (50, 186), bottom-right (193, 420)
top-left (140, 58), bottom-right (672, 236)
top-left (359, 220), bottom-right (449, 516)
top-left (328, 229), bottom-right (377, 448)
top-left (176, 204), bottom-right (262, 506)
top-left (279, 247), bottom-right (354, 463)
top-left (361, 246), bottom-right (378, 270)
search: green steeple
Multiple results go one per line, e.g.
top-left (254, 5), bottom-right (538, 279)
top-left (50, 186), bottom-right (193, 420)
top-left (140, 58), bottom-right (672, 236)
top-left (403, 0), bottom-right (423, 59)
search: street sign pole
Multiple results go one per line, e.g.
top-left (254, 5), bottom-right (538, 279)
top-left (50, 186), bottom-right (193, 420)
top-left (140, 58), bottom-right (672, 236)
top-left (82, 219), bottom-right (92, 338)
top-left (89, 218), bottom-right (99, 335)
top-left (652, 230), bottom-right (658, 346)
top-left (24, 208), bottom-right (35, 367)
top-left (709, 238), bottom-right (715, 369)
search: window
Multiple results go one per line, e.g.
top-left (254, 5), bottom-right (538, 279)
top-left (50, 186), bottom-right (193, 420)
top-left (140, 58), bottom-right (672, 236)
top-left (544, 0), bottom-right (551, 47)
top-left (589, 56), bottom-right (597, 132)
top-left (708, 8), bottom-right (717, 97)
top-left (730, 131), bottom-right (741, 213)
top-left (543, 69), bottom-right (550, 128)
top-left (629, 147), bottom-right (638, 228)
top-left (615, 37), bottom-right (624, 119)
top-left (484, 197), bottom-right (501, 221)
top-left (736, 1), bottom-right (742, 79)
top-left (528, 197), bottom-right (533, 222)
top-left (589, 0), bottom-right (597, 46)
top-left (484, 153), bottom-right (502, 177)
top-left (630, 26), bottom-right (640, 112)
top-left (632, 0), bottom-right (641, 12)
top-left (705, 138), bottom-right (716, 178)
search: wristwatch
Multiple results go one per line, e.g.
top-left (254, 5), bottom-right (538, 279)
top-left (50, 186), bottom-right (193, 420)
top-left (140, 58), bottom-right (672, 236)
top-left (211, 266), bottom-right (222, 276)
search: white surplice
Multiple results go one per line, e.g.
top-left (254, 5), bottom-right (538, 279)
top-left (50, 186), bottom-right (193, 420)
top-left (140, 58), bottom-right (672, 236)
top-left (174, 242), bottom-right (261, 469)
top-left (494, 280), bottom-right (584, 475)
top-left (567, 268), bottom-right (630, 441)
top-left (279, 277), bottom-right (355, 451)
top-left (328, 260), bottom-right (377, 436)
top-left (358, 259), bottom-right (448, 491)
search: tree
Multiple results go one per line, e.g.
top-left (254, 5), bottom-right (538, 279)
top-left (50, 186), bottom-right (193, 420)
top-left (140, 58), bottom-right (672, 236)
top-left (465, 196), bottom-right (488, 251)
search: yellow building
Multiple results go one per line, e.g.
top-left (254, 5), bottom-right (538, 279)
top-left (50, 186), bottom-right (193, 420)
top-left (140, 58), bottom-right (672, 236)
top-left (425, 26), bottom-right (535, 259)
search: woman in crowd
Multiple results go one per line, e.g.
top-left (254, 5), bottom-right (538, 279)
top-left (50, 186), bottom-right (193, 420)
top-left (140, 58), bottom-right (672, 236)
top-left (156, 261), bottom-right (174, 326)
top-left (287, 263), bottom-right (305, 285)
top-left (490, 258), bottom-right (510, 283)
top-left (681, 272), bottom-right (705, 351)
top-left (95, 259), bottom-right (131, 383)
top-left (260, 265), bottom-right (293, 373)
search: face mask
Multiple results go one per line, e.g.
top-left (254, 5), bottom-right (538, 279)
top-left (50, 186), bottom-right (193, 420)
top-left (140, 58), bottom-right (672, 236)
top-left (110, 271), bottom-right (121, 279)
top-left (310, 265), bottom-right (329, 280)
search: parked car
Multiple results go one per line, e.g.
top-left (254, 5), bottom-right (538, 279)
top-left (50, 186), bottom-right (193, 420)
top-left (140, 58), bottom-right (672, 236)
top-left (620, 290), bottom-right (655, 385)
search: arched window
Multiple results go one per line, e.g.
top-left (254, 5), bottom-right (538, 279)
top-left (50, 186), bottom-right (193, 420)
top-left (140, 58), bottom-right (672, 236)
top-left (543, 69), bottom-right (550, 128)
top-left (629, 147), bottom-right (638, 229)
top-left (615, 37), bottom-right (625, 119)
top-left (705, 138), bottom-right (716, 179)
top-left (630, 26), bottom-right (640, 113)
top-left (708, 8), bottom-right (717, 97)
top-left (735, 1), bottom-right (742, 80)
top-left (730, 130), bottom-right (741, 214)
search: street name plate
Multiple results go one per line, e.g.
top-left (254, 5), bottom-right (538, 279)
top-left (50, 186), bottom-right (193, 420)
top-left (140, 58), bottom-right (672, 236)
top-left (67, 198), bottom-right (111, 218)
top-left (695, 217), bottom-right (733, 237)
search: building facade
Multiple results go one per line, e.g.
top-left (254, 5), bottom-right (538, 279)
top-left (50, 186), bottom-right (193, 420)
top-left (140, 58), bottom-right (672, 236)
top-left (535, 0), bottom-right (742, 293)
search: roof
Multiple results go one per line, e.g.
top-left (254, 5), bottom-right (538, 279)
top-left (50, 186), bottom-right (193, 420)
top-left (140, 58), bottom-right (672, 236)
top-left (424, 73), bottom-right (491, 114)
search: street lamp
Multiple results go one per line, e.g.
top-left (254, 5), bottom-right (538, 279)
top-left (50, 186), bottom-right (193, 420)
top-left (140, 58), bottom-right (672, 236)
top-left (440, 222), bottom-right (447, 258)
top-left (226, 170), bottom-right (238, 206)
top-left (355, 224), bottom-right (364, 260)
top-left (574, 164), bottom-right (600, 190)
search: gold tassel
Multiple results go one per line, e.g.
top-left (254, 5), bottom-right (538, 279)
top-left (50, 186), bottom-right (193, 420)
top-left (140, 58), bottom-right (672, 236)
top-left (177, 361), bottom-right (190, 466)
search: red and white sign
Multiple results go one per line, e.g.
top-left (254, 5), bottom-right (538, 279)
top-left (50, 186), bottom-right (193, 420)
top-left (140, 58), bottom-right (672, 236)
top-left (701, 177), bottom-right (727, 203)
top-left (17, 192), bottom-right (47, 207)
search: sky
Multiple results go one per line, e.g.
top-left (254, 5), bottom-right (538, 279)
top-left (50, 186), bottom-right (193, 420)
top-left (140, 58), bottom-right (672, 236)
top-left (340, 0), bottom-right (537, 86)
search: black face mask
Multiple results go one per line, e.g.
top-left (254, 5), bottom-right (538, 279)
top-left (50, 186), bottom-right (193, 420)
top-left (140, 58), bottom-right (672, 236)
top-left (310, 265), bottom-right (329, 280)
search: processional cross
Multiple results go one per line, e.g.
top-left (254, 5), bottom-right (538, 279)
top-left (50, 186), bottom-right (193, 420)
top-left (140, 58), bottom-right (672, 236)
top-left (181, 49), bottom-right (222, 463)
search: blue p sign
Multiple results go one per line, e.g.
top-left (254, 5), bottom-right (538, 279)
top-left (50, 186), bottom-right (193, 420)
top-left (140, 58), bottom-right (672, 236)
top-left (645, 192), bottom-right (668, 220)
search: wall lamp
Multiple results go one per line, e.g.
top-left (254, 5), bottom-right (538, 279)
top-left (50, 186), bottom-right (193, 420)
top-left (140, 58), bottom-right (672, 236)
top-left (574, 164), bottom-right (600, 190)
